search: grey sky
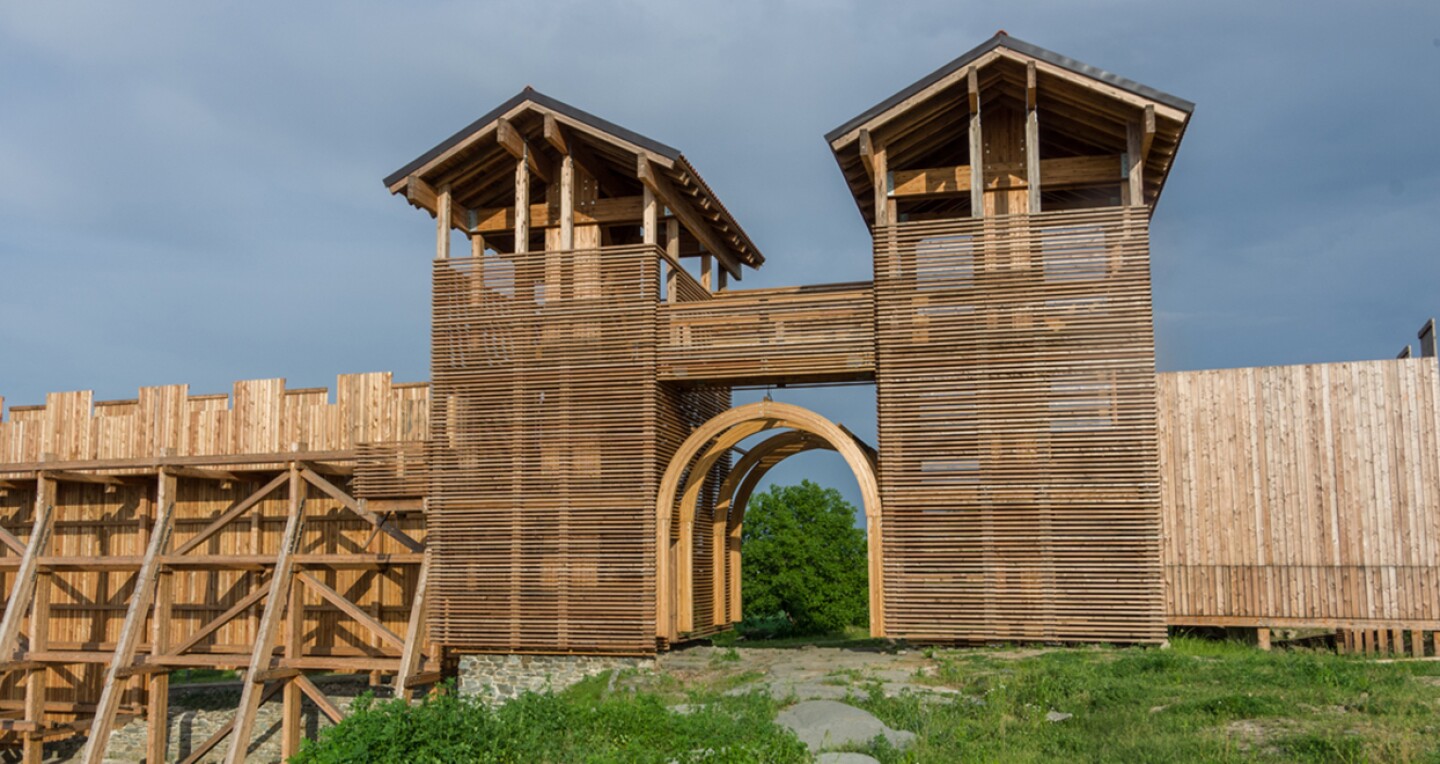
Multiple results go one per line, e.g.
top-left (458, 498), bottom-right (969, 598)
top-left (3, 2), bottom-right (1439, 508)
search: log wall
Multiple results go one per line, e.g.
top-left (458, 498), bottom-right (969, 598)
top-left (1158, 359), bottom-right (1440, 629)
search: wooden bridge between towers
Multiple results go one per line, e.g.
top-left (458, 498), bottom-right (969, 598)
top-left (1, 32), bottom-right (1437, 761)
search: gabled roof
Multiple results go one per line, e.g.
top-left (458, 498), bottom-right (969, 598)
top-left (825, 33), bottom-right (1195, 223)
top-left (826, 33), bottom-right (1193, 147)
top-left (383, 87), bottom-right (680, 189)
top-left (385, 88), bottom-right (763, 272)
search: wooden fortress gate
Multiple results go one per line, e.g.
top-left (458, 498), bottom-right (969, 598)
top-left (1, 32), bottom-right (1437, 760)
top-left (390, 32), bottom-right (1192, 654)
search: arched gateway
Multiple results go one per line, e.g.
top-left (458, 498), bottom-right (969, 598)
top-left (655, 401), bottom-right (882, 641)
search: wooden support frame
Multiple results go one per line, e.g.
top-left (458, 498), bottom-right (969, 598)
top-left (637, 157), bottom-right (742, 278)
top-left (967, 67), bottom-right (985, 217)
top-left (225, 467), bottom-right (306, 764)
top-left (82, 473), bottom-right (176, 764)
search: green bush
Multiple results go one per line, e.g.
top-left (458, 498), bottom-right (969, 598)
top-left (741, 480), bottom-right (868, 636)
top-left (290, 682), bottom-right (809, 763)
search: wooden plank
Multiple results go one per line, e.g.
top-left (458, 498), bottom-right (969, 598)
top-left (166, 584), bottom-right (269, 656)
top-left (436, 184), bottom-right (452, 261)
top-left (22, 572), bottom-right (50, 764)
top-left (82, 473), bottom-right (177, 764)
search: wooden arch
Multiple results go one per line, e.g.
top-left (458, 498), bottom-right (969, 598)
top-left (655, 401), bottom-right (882, 642)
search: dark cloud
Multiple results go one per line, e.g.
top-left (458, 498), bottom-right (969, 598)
top-left (3, 1), bottom-right (1439, 507)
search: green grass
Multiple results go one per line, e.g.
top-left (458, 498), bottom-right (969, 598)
top-left (288, 637), bottom-right (1440, 763)
top-left (847, 637), bottom-right (1440, 763)
top-left (169, 667), bottom-right (239, 685)
top-left (291, 677), bottom-right (809, 764)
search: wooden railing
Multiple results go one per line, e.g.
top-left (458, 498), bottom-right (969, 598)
top-left (658, 282), bottom-right (876, 385)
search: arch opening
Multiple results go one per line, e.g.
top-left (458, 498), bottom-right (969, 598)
top-left (655, 401), bottom-right (882, 643)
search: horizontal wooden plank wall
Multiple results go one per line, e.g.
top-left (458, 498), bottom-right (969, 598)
top-left (658, 282), bottom-right (876, 386)
top-left (430, 245), bottom-right (723, 654)
top-left (874, 207), bottom-right (1166, 643)
top-left (1158, 359), bottom-right (1440, 630)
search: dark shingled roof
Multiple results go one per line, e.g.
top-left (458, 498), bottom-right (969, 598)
top-left (384, 87), bottom-right (681, 189)
top-left (825, 32), bottom-right (1195, 146)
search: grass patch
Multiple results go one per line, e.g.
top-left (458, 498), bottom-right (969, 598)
top-left (292, 680), bottom-right (809, 763)
top-left (849, 637), bottom-right (1440, 763)
top-left (170, 668), bottom-right (239, 685)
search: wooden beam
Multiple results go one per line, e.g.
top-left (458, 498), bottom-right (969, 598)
top-left (559, 155), bottom-right (575, 251)
top-left (968, 67), bottom-right (984, 218)
top-left (42, 470), bottom-right (126, 486)
top-left (642, 187), bottom-right (658, 247)
top-left (1140, 104), bottom-right (1156, 166)
top-left (637, 157), bottom-right (742, 278)
top-left (891, 155), bottom-right (1124, 198)
top-left (82, 472), bottom-right (177, 764)
top-left (22, 572), bottom-right (49, 764)
top-left (0, 479), bottom-right (54, 662)
top-left (298, 468), bottom-right (424, 553)
top-left (225, 468), bottom-right (306, 764)
top-left (1126, 119), bottom-right (1144, 206)
top-left (295, 572), bottom-right (406, 652)
top-left (858, 129), bottom-right (876, 183)
top-left (293, 674), bottom-right (344, 724)
top-left (1418, 318), bottom-right (1437, 358)
top-left (146, 568), bottom-right (173, 764)
top-left (435, 184), bottom-right (452, 260)
top-left (543, 113), bottom-right (568, 155)
top-left (166, 584), bottom-right (269, 658)
top-left (496, 118), bottom-right (549, 183)
top-left (162, 466), bottom-right (242, 483)
top-left (872, 141), bottom-right (889, 227)
top-left (1026, 61), bottom-right (1041, 214)
top-left (470, 196), bottom-right (643, 233)
top-left (395, 552), bottom-right (432, 701)
top-left (0, 526), bottom-right (25, 557)
top-left (172, 472), bottom-right (288, 556)
top-left (176, 682), bottom-right (284, 764)
top-left (514, 152), bottom-right (530, 254)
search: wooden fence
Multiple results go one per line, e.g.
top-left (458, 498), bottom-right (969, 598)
top-left (1158, 358), bottom-right (1440, 631)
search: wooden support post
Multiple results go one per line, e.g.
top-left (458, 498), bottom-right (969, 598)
top-left (1418, 319), bottom-right (1437, 358)
top-left (642, 187), bottom-right (658, 246)
top-left (514, 151), bottom-right (530, 255)
top-left (1256, 627), bottom-right (1271, 651)
top-left (0, 477), bottom-right (55, 661)
top-left (82, 472), bottom-right (177, 764)
top-left (1025, 61), bottom-right (1041, 214)
top-left (225, 467), bottom-right (306, 764)
top-left (700, 254), bottom-right (713, 292)
top-left (146, 568), bottom-right (173, 764)
top-left (559, 155), bottom-right (575, 251)
top-left (665, 218), bottom-right (680, 304)
top-left (280, 575), bottom-right (305, 760)
top-left (1412, 630), bottom-right (1425, 658)
top-left (395, 551), bottom-right (431, 701)
top-left (968, 67), bottom-right (984, 218)
top-left (435, 184), bottom-right (452, 261)
top-left (871, 140), bottom-right (889, 227)
top-left (1126, 120), bottom-right (1145, 207)
top-left (717, 268), bottom-right (727, 292)
top-left (22, 572), bottom-right (50, 764)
